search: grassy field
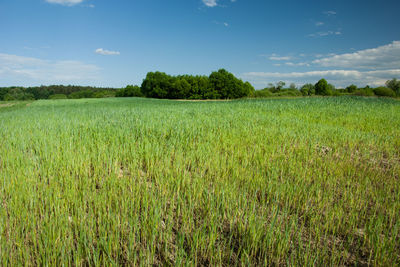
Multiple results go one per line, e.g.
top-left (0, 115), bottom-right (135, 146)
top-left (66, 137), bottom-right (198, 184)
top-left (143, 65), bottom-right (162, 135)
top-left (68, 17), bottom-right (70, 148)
top-left (0, 97), bottom-right (399, 266)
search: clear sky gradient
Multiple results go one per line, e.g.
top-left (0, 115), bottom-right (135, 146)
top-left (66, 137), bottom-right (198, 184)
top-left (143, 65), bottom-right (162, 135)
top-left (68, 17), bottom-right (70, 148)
top-left (1, 0), bottom-right (399, 88)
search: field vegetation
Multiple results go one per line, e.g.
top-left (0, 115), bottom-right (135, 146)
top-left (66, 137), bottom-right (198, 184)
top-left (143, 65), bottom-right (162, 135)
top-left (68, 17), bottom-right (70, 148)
top-left (0, 97), bottom-right (399, 265)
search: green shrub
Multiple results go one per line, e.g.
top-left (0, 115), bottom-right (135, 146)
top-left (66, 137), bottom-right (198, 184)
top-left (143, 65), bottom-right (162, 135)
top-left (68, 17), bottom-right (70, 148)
top-left (273, 89), bottom-right (302, 97)
top-left (331, 90), bottom-right (341, 96)
top-left (253, 89), bottom-right (273, 98)
top-left (373, 87), bottom-right (396, 97)
top-left (354, 88), bottom-right (375, 97)
top-left (346, 84), bottom-right (357, 93)
top-left (69, 90), bottom-right (95, 99)
top-left (93, 90), bottom-right (116, 98)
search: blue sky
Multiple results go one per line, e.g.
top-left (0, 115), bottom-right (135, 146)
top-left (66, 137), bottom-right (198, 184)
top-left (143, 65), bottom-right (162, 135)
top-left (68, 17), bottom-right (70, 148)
top-left (0, 0), bottom-right (399, 88)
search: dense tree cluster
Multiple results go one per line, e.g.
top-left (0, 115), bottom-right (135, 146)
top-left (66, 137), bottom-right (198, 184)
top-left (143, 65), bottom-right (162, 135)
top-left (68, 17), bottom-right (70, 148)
top-left (140, 69), bottom-right (255, 99)
top-left (0, 85), bottom-right (117, 101)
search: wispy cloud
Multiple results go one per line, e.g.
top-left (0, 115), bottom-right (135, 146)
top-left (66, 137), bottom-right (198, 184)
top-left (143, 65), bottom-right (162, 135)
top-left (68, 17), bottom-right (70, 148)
top-left (308, 31), bottom-right (341, 37)
top-left (315, 22), bottom-right (324, 26)
top-left (270, 56), bottom-right (292, 61)
top-left (95, 48), bottom-right (120, 56)
top-left (213, 21), bottom-right (229, 27)
top-left (202, 0), bottom-right (218, 7)
top-left (45, 0), bottom-right (84, 6)
top-left (262, 54), bottom-right (292, 61)
top-left (324, 11), bottom-right (337, 16)
top-left (313, 41), bottom-right (400, 69)
top-left (285, 62), bottom-right (310, 67)
top-left (0, 53), bottom-right (100, 85)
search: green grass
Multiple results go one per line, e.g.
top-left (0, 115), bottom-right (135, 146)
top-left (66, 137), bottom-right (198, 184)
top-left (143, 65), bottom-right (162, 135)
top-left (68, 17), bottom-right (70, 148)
top-left (0, 97), bottom-right (399, 266)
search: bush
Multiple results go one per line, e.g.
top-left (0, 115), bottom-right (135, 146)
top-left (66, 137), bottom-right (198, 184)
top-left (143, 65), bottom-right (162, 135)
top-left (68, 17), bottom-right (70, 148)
top-left (373, 87), bottom-right (396, 97)
top-left (93, 90), bottom-right (116, 98)
top-left (331, 90), bottom-right (341, 96)
top-left (253, 89), bottom-right (273, 98)
top-left (69, 90), bottom-right (95, 99)
top-left (354, 88), bottom-right (375, 97)
top-left (273, 89), bottom-right (302, 97)
top-left (49, 94), bottom-right (67, 100)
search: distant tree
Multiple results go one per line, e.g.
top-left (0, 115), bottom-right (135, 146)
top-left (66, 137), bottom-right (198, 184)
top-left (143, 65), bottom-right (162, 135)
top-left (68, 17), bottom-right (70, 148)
top-left (141, 72), bottom-right (173, 98)
top-left (300, 83), bottom-right (315, 96)
top-left (346, 84), bottom-right (357, 93)
top-left (267, 81), bottom-right (285, 93)
top-left (0, 87), bottom-right (10, 101)
top-left (208, 69), bottom-right (249, 99)
top-left (289, 83), bottom-right (297, 90)
top-left (385, 78), bottom-right (400, 96)
top-left (276, 81), bottom-right (286, 91)
top-left (315, 79), bottom-right (331, 95)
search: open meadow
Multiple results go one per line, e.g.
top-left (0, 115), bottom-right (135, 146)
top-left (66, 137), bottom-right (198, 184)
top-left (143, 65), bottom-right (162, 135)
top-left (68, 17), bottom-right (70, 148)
top-left (0, 97), bottom-right (399, 266)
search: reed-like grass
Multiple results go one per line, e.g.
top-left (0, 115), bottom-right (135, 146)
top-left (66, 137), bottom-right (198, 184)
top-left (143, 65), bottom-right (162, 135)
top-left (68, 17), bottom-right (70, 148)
top-left (0, 96), bottom-right (399, 266)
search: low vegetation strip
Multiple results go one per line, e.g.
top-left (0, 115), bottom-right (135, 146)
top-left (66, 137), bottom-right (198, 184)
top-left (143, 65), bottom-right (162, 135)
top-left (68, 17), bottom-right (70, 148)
top-left (0, 103), bottom-right (14, 108)
top-left (0, 97), bottom-right (399, 265)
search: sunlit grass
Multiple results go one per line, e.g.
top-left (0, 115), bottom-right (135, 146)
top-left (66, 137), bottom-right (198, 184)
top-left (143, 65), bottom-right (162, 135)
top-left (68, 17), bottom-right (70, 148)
top-left (0, 96), bottom-right (399, 265)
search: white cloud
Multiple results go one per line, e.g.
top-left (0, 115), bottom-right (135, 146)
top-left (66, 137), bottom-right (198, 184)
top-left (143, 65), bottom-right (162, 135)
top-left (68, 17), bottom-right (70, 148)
top-left (242, 69), bottom-right (400, 88)
top-left (45, 0), bottom-right (84, 6)
top-left (269, 56), bottom-right (292, 61)
top-left (308, 31), bottom-right (341, 37)
top-left (202, 0), bottom-right (217, 7)
top-left (313, 41), bottom-right (400, 69)
top-left (285, 62), bottom-right (310, 67)
top-left (315, 22), bottom-right (324, 26)
top-left (95, 48), bottom-right (120, 56)
top-left (0, 53), bottom-right (100, 85)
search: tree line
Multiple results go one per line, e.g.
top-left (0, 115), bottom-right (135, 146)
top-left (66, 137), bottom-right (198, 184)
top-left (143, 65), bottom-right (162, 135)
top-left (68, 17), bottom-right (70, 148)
top-left (253, 78), bottom-right (400, 98)
top-left (0, 85), bottom-right (117, 101)
top-left (1, 71), bottom-right (399, 101)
